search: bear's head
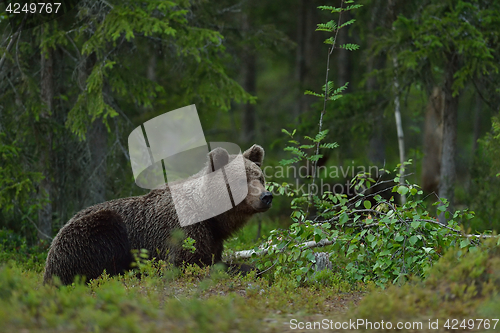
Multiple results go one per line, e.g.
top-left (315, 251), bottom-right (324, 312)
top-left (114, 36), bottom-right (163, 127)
top-left (170, 144), bottom-right (272, 228)
top-left (207, 144), bottom-right (273, 214)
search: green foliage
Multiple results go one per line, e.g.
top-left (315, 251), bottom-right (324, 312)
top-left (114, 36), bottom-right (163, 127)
top-left (0, 134), bottom-right (43, 214)
top-left (467, 113), bottom-right (500, 231)
top-left (262, 147), bottom-right (479, 287)
top-left (59, 0), bottom-right (254, 139)
top-left (353, 238), bottom-right (500, 324)
top-left (0, 230), bottom-right (47, 272)
top-left (375, 0), bottom-right (500, 95)
top-left (250, 0), bottom-right (493, 288)
top-left (0, 134), bottom-right (44, 238)
top-left (0, 262), bottom-right (265, 332)
top-left (305, 81), bottom-right (349, 101)
top-left (1, 0), bottom-right (259, 237)
top-left (480, 113), bottom-right (500, 175)
top-left (0, 255), bottom-right (367, 332)
top-left (182, 237), bottom-right (197, 254)
top-left (306, 1), bottom-right (360, 103)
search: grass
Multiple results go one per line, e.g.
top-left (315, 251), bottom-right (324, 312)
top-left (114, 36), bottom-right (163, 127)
top-left (0, 259), bottom-right (365, 333)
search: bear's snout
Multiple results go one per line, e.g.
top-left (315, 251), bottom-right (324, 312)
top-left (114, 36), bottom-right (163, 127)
top-left (259, 191), bottom-right (273, 207)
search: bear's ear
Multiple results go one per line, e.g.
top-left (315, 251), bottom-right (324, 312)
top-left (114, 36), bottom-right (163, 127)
top-left (243, 144), bottom-right (265, 167)
top-left (209, 147), bottom-right (230, 172)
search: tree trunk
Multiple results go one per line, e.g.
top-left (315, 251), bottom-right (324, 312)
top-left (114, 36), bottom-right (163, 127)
top-left (294, 0), bottom-right (308, 120)
top-left (472, 96), bottom-right (482, 155)
top-left (147, 52), bottom-right (157, 82)
top-left (422, 87), bottom-right (444, 195)
top-left (367, 0), bottom-right (385, 165)
top-left (241, 12), bottom-right (256, 144)
top-left (78, 51), bottom-right (107, 206)
top-left (38, 31), bottom-right (54, 241)
top-left (438, 53), bottom-right (459, 224)
top-left (386, 0), bottom-right (405, 203)
top-left (393, 56), bottom-right (406, 204)
top-left (87, 120), bottom-right (107, 205)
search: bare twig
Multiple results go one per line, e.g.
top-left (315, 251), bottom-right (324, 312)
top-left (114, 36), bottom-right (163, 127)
top-left (114, 118), bottom-right (131, 161)
top-left (0, 14), bottom-right (27, 73)
top-left (16, 207), bottom-right (53, 241)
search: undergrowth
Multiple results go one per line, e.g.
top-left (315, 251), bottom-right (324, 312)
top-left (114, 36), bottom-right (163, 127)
top-left (353, 237), bottom-right (500, 331)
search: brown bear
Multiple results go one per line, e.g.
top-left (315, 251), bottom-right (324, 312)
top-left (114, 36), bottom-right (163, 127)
top-left (43, 144), bottom-right (272, 285)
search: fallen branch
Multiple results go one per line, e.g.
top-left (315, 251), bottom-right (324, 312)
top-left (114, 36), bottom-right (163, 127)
top-left (229, 238), bottom-right (337, 260)
top-left (229, 221), bottom-right (498, 260)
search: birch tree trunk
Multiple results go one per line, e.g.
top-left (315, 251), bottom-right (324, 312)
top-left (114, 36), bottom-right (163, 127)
top-left (393, 56), bottom-right (406, 204)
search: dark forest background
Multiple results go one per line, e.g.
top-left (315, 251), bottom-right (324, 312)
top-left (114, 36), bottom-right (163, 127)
top-left (1, 0), bottom-right (499, 245)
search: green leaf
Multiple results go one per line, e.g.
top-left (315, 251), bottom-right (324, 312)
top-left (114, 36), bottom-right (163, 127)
top-left (304, 90), bottom-right (324, 97)
top-left (347, 244), bottom-right (358, 254)
top-left (397, 186), bottom-right (409, 196)
top-left (316, 20), bottom-right (337, 32)
top-left (363, 200), bottom-right (372, 209)
top-left (380, 249), bottom-right (391, 256)
top-left (339, 212), bottom-right (349, 224)
top-left (460, 239), bottom-right (470, 248)
top-left (320, 142), bottom-right (339, 149)
top-left (338, 43), bottom-right (360, 51)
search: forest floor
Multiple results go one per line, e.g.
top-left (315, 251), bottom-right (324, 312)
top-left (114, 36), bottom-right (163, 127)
top-left (1, 258), bottom-right (498, 333)
top-left (1, 221), bottom-right (499, 332)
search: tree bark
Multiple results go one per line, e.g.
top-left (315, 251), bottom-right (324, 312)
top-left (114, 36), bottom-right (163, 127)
top-left (393, 56), bottom-right (406, 204)
top-left (294, 0), bottom-right (308, 120)
top-left (472, 96), bottom-right (482, 155)
top-left (147, 52), bottom-right (157, 82)
top-left (367, 0), bottom-right (385, 165)
top-left (87, 53), bottom-right (107, 205)
top-left (241, 12), bottom-right (256, 144)
top-left (38, 31), bottom-right (54, 241)
top-left (387, 0), bottom-right (405, 203)
top-left (87, 120), bottom-right (107, 205)
top-left (438, 53), bottom-right (459, 224)
top-left (422, 87), bottom-right (444, 195)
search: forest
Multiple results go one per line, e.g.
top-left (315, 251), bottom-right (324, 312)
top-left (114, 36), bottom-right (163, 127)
top-left (1, 0), bottom-right (500, 331)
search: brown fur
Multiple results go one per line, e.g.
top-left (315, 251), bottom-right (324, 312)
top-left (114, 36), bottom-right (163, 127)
top-left (43, 145), bottom-right (271, 285)
top-left (43, 210), bottom-right (133, 285)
